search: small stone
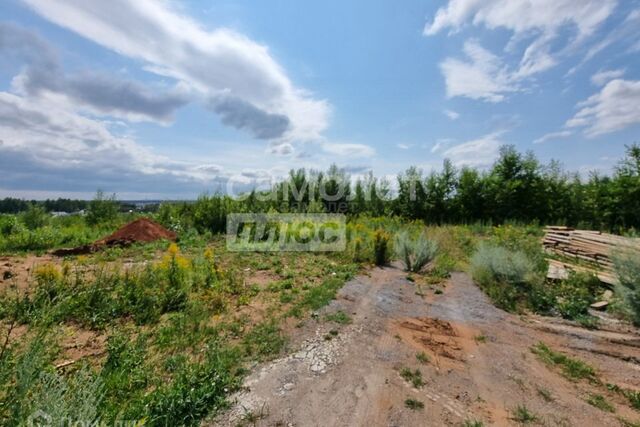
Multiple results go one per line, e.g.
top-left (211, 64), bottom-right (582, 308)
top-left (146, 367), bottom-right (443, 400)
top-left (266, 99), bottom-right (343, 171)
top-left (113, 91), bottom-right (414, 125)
top-left (603, 290), bottom-right (614, 301)
top-left (590, 301), bottom-right (609, 310)
top-left (283, 382), bottom-right (294, 391)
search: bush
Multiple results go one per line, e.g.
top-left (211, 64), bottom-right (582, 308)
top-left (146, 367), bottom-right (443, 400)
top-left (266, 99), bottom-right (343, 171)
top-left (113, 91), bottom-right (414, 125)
top-left (21, 204), bottom-right (48, 230)
top-left (612, 249), bottom-right (640, 325)
top-left (394, 231), bottom-right (438, 272)
top-left (470, 243), bottom-right (541, 311)
top-left (86, 190), bottom-right (118, 226)
top-left (0, 215), bottom-right (21, 236)
top-left (373, 229), bottom-right (391, 266)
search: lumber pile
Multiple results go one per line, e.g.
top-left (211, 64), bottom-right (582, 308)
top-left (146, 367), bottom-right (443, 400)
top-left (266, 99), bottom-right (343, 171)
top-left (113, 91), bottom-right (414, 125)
top-left (543, 226), bottom-right (640, 286)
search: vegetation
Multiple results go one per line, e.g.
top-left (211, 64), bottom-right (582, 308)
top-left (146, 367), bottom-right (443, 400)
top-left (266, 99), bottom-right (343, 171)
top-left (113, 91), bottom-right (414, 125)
top-left (395, 231), bottom-right (438, 272)
top-left (531, 342), bottom-right (597, 382)
top-left (612, 249), bottom-right (640, 325)
top-left (510, 404), bottom-right (539, 424)
top-left (1, 144), bottom-right (640, 425)
top-left (399, 367), bottom-right (425, 388)
top-left (404, 398), bottom-right (424, 410)
top-left (586, 393), bottom-right (615, 412)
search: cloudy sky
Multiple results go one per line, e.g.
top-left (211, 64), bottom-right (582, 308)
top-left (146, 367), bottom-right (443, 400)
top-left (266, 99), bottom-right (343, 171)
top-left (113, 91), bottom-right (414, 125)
top-left (1, 0), bottom-right (639, 199)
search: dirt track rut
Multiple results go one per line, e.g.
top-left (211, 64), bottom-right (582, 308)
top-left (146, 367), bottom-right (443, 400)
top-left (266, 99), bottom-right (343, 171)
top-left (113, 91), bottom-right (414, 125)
top-left (214, 265), bottom-right (640, 426)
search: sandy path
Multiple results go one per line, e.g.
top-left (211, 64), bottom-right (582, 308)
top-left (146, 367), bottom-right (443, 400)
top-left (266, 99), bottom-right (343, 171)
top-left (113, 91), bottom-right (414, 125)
top-left (214, 265), bottom-right (640, 426)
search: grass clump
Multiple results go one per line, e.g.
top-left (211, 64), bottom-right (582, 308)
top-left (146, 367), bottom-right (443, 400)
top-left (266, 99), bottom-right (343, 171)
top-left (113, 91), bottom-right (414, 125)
top-left (373, 229), bottom-right (391, 266)
top-left (510, 404), bottom-right (539, 424)
top-left (415, 351), bottom-right (430, 364)
top-left (536, 387), bottom-right (553, 402)
top-left (531, 342), bottom-right (597, 382)
top-left (470, 243), bottom-right (541, 311)
top-left (399, 367), bottom-right (425, 388)
top-left (586, 393), bottom-right (615, 412)
top-left (612, 249), bottom-right (640, 325)
top-left (404, 398), bottom-right (424, 410)
top-left (325, 311), bottom-right (352, 324)
top-left (394, 231), bottom-right (438, 273)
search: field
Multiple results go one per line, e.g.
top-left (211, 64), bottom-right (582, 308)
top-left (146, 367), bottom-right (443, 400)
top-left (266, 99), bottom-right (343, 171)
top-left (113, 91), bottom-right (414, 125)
top-left (1, 206), bottom-right (640, 426)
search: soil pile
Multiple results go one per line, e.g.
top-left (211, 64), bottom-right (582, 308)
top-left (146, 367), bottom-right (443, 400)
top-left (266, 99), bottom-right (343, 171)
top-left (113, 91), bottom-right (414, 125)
top-left (53, 218), bottom-right (176, 256)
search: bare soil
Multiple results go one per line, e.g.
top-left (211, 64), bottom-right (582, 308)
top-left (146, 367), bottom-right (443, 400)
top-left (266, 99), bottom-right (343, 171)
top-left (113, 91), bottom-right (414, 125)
top-left (214, 264), bottom-right (640, 426)
top-left (53, 217), bottom-right (176, 256)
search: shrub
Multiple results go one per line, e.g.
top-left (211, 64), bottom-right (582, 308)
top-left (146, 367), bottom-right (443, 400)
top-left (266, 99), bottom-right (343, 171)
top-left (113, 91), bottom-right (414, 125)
top-left (373, 229), bottom-right (391, 266)
top-left (470, 243), bottom-right (541, 311)
top-left (612, 249), bottom-right (640, 325)
top-left (21, 204), bottom-right (48, 230)
top-left (0, 215), bottom-right (21, 236)
top-left (394, 231), bottom-right (438, 272)
top-left (86, 190), bottom-right (118, 226)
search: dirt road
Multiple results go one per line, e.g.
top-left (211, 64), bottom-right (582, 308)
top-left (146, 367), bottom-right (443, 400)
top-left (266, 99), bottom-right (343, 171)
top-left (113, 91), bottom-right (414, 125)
top-left (215, 265), bottom-right (640, 426)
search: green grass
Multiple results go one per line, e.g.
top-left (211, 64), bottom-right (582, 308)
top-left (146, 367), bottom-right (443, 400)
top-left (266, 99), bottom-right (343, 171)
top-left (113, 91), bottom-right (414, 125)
top-left (399, 367), bottom-right (425, 388)
top-left (461, 421), bottom-right (484, 427)
top-left (531, 342), bottom-right (597, 382)
top-left (510, 404), bottom-right (539, 424)
top-left (415, 351), bottom-right (430, 364)
top-left (474, 335), bottom-right (487, 343)
top-left (536, 387), bottom-right (554, 402)
top-left (325, 311), bottom-right (352, 324)
top-left (586, 393), bottom-right (615, 412)
top-left (404, 398), bottom-right (424, 410)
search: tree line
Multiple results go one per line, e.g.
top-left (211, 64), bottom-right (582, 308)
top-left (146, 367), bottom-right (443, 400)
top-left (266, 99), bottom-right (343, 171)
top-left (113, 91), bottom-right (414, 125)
top-left (3, 144), bottom-right (639, 233)
top-left (157, 144), bottom-right (640, 234)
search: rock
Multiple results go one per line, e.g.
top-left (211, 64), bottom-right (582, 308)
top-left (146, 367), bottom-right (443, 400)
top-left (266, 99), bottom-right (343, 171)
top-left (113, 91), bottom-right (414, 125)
top-left (602, 290), bottom-right (614, 301)
top-left (283, 382), bottom-right (294, 391)
top-left (590, 301), bottom-right (609, 310)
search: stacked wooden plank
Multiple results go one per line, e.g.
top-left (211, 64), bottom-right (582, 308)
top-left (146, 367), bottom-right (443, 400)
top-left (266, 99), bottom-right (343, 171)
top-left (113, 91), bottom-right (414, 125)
top-left (543, 226), bottom-right (640, 286)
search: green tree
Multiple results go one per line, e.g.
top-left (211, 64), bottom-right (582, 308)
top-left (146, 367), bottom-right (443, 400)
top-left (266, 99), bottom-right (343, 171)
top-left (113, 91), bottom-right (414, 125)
top-left (86, 190), bottom-right (119, 226)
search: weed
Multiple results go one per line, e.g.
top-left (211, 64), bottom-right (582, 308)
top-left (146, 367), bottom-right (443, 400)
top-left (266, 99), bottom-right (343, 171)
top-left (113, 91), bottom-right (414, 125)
top-left (612, 249), bottom-right (640, 325)
top-left (325, 311), bottom-right (352, 324)
top-left (511, 404), bottom-right (539, 424)
top-left (373, 229), bottom-right (391, 266)
top-left (461, 421), bottom-right (484, 427)
top-left (415, 352), bottom-right (430, 364)
top-left (400, 367), bottom-right (425, 388)
top-left (243, 321), bottom-right (286, 360)
top-left (536, 387), bottom-right (553, 402)
top-left (531, 342), bottom-right (597, 382)
top-left (404, 398), bottom-right (424, 410)
top-left (300, 277), bottom-right (344, 310)
top-left (474, 335), bottom-right (487, 343)
top-left (586, 393), bottom-right (615, 412)
top-left (395, 231), bottom-right (438, 273)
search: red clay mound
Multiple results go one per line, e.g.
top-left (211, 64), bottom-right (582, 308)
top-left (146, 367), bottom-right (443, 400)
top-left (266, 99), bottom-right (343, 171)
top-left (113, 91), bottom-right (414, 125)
top-left (96, 218), bottom-right (177, 246)
top-left (53, 218), bottom-right (176, 256)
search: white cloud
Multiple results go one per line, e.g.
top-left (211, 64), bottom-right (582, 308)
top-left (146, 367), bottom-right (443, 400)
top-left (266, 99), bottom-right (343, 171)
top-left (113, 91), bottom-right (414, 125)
top-left (427, 0), bottom-right (617, 102)
top-left (321, 142), bottom-right (376, 158)
top-left (443, 109), bottom-right (460, 120)
top-left (425, 0), bottom-right (615, 46)
top-left (533, 130), bottom-right (572, 144)
top-left (0, 90), bottom-right (242, 196)
top-left (397, 143), bottom-right (412, 149)
top-left (431, 138), bottom-right (455, 153)
top-left (591, 69), bottom-right (625, 86)
top-left (566, 79), bottom-right (640, 137)
top-left (23, 0), bottom-right (330, 142)
top-left (440, 40), bottom-right (518, 102)
top-left (442, 131), bottom-right (504, 167)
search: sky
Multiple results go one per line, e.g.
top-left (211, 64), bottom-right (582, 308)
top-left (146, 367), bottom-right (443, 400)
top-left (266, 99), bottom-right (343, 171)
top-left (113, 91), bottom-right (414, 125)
top-left (0, 0), bottom-right (639, 199)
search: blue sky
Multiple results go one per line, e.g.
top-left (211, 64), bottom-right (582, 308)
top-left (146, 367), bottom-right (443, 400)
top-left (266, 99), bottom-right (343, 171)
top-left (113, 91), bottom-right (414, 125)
top-left (0, 0), bottom-right (639, 199)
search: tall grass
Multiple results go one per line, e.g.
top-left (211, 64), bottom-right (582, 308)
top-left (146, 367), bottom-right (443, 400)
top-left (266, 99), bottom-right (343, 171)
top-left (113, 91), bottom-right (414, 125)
top-left (470, 242), bottom-right (542, 311)
top-left (612, 249), bottom-right (640, 325)
top-left (394, 231), bottom-right (438, 272)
